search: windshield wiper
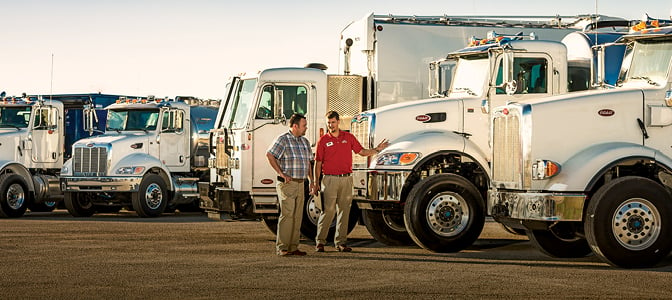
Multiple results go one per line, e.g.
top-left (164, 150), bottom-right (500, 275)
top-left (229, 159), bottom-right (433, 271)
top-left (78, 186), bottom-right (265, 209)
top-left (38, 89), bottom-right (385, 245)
top-left (630, 76), bottom-right (658, 86)
top-left (451, 87), bottom-right (477, 96)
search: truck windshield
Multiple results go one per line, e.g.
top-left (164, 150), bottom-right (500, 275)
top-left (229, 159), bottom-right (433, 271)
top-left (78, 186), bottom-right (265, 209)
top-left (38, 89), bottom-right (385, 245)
top-left (106, 109), bottom-right (160, 131)
top-left (0, 106), bottom-right (31, 128)
top-left (227, 79), bottom-right (257, 129)
top-left (448, 57), bottom-right (489, 97)
top-left (626, 41), bottom-right (672, 84)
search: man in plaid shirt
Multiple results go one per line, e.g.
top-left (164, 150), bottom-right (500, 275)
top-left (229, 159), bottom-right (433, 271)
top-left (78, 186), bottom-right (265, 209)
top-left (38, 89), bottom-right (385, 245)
top-left (266, 113), bottom-right (315, 256)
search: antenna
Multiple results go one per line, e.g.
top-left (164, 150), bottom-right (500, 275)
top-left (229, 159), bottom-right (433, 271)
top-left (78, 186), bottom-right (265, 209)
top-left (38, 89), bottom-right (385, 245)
top-left (49, 53), bottom-right (54, 103)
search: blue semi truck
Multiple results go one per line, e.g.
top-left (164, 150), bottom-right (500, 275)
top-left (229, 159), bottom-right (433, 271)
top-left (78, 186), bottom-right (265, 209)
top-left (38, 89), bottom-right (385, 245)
top-left (0, 93), bottom-right (127, 217)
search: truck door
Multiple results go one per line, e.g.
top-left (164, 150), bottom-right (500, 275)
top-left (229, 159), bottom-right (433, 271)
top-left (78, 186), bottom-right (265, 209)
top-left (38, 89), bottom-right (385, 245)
top-left (159, 108), bottom-right (188, 170)
top-left (252, 84), bottom-right (310, 187)
top-left (30, 105), bottom-right (61, 163)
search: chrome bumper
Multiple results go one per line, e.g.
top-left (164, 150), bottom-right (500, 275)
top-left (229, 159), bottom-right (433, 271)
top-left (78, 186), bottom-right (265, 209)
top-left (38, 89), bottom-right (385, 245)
top-left (61, 176), bottom-right (142, 192)
top-left (488, 190), bottom-right (586, 221)
top-left (352, 170), bottom-right (410, 202)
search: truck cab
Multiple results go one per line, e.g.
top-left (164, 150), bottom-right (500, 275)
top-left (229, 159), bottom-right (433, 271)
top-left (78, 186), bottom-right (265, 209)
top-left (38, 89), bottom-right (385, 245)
top-left (489, 20), bottom-right (672, 268)
top-left (200, 67), bottom-right (365, 238)
top-left (350, 28), bottom-right (628, 252)
top-left (61, 96), bottom-right (218, 217)
top-left (0, 94), bottom-right (118, 217)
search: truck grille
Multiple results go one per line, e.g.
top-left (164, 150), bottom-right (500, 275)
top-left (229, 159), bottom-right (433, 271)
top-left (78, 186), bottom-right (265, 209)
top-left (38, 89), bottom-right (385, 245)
top-left (73, 147), bottom-right (108, 176)
top-left (492, 111), bottom-right (523, 187)
top-left (350, 114), bottom-right (371, 166)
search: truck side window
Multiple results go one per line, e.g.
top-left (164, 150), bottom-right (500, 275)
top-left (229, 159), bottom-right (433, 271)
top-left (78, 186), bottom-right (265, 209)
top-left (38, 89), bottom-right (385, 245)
top-left (162, 109), bottom-right (184, 133)
top-left (496, 57), bottom-right (548, 94)
top-left (255, 87), bottom-right (274, 119)
top-left (279, 85), bottom-right (308, 119)
top-left (33, 107), bottom-right (57, 130)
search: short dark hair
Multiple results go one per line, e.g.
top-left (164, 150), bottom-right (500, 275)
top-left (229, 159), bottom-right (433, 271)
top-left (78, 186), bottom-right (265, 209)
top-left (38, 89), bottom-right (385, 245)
top-left (326, 110), bottom-right (340, 120)
top-left (289, 113), bottom-right (305, 127)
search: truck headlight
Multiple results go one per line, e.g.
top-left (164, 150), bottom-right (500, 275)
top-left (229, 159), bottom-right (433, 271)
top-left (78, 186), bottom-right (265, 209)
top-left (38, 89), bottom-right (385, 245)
top-left (60, 166), bottom-right (69, 174)
top-left (532, 159), bottom-right (561, 180)
top-left (376, 152), bottom-right (420, 166)
top-left (116, 166), bottom-right (145, 175)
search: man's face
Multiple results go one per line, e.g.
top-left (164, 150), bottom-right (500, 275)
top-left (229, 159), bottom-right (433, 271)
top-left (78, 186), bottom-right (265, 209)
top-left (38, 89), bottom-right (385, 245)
top-left (292, 118), bottom-right (308, 136)
top-left (326, 117), bottom-right (339, 133)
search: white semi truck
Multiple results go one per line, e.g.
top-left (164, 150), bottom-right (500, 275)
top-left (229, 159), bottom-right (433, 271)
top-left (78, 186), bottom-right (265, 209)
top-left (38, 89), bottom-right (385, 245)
top-left (349, 22), bottom-right (630, 251)
top-left (0, 93), bottom-right (120, 217)
top-left (60, 96), bottom-right (218, 217)
top-left (199, 13), bottom-right (607, 238)
top-left (489, 20), bottom-right (672, 268)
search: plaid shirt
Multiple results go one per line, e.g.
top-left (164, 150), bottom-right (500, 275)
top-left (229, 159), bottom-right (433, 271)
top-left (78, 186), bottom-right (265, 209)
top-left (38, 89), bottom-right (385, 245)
top-left (267, 131), bottom-right (312, 179)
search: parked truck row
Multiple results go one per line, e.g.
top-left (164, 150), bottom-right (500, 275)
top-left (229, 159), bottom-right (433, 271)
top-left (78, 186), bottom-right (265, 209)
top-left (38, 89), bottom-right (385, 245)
top-left (4, 12), bottom-right (671, 269)
top-left (197, 13), bottom-right (613, 239)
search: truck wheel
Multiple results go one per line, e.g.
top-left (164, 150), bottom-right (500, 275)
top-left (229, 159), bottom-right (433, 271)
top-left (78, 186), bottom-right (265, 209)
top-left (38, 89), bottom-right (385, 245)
top-left (404, 174), bottom-right (485, 252)
top-left (585, 176), bottom-right (672, 268)
top-left (299, 193), bottom-right (359, 240)
top-left (64, 192), bottom-right (95, 217)
top-left (527, 223), bottom-right (591, 258)
top-left (132, 174), bottom-right (168, 218)
top-left (0, 174), bottom-right (30, 218)
top-left (261, 214), bottom-right (279, 234)
top-left (362, 210), bottom-right (415, 246)
top-left (29, 201), bottom-right (58, 212)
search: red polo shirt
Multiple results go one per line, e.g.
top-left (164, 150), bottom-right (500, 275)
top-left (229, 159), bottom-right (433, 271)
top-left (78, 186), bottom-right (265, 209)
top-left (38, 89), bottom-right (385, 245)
top-left (315, 130), bottom-right (363, 175)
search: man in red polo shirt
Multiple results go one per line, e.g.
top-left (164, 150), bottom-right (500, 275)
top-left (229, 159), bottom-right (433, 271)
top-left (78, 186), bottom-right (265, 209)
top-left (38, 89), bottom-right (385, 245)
top-left (312, 110), bottom-right (389, 252)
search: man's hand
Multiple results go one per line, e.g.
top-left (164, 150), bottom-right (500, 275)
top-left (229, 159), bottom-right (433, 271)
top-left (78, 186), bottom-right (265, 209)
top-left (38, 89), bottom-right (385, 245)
top-left (309, 182), bottom-right (319, 195)
top-left (375, 138), bottom-right (390, 152)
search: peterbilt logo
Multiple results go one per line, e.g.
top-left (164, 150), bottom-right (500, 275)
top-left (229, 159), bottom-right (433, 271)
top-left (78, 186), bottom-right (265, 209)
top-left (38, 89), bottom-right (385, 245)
top-left (598, 109), bottom-right (615, 117)
top-left (86, 143), bottom-right (94, 147)
top-left (415, 115), bottom-right (431, 122)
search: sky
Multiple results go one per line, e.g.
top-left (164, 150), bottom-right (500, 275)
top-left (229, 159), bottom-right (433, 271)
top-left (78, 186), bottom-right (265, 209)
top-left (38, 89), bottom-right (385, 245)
top-left (1, 0), bottom-right (670, 99)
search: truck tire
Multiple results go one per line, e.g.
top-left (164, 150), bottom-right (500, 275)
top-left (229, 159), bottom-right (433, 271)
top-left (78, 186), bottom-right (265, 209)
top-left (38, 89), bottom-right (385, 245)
top-left (362, 209), bottom-right (415, 246)
top-left (0, 173), bottom-right (30, 218)
top-left (132, 174), bottom-right (168, 218)
top-left (585, 176), bottom-right (672, 268)
top-left (29, 201), bottom-right (58, 212)
top-left (404, 173), bottom-right (485, 252)
top-left (527, 223), bottom-right (591, 258)
top-left (299, 193), bottom-right (359, 241)
top-left (64, 192), bottom-right (95, 217)
top-left (261, 214), bottom-right (279, 234)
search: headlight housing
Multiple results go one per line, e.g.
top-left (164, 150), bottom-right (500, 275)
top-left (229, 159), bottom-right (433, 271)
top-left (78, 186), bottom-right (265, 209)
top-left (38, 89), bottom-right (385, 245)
top-left (376, 152), bottom-right (420, 166)
top-left (115, 166), bottom-right (145, 175)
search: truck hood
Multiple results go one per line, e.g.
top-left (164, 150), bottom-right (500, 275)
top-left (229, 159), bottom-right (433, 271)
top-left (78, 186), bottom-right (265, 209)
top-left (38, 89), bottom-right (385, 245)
top-left (0, 130), bottom-right (26, 161)
top-left (363, 97), bottom-right (466, 146)
top-left (73, 133), bottom-right (149, 152)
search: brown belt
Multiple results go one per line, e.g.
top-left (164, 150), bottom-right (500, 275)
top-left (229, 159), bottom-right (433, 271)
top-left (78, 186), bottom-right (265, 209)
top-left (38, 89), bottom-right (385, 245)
top-left (277, 176), bottom-right (305, 183)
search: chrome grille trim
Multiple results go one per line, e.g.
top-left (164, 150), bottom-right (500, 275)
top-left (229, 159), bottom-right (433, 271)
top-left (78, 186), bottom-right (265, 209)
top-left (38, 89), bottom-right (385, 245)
top-left (351, 113), bottom-right (373, 167)
top-left (73, 146), bottom-right (108, 176)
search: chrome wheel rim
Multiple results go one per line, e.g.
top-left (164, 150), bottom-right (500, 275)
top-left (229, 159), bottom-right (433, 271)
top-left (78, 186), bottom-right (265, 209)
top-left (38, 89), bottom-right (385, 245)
top-left (6, 183), bottom-right (25, 210)
top-left (306, 195), bottom-right (320, 225)
top-left (145, 183), bottom-right (163, 210)
top-left (426, 192), bottom-right (469, 237)
top-left (612, 198), bottom-right (661, 251)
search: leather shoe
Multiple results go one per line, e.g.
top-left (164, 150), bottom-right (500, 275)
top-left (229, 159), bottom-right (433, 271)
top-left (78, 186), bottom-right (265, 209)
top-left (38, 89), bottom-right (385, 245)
top-left (277, 250), bottom-right (293, 256)
top-left (336, 244), bottom-right (352, 252)
top-left (315, 244), bottom-right (325, 252)
top-left (292, 249), bottom-right (307, 256)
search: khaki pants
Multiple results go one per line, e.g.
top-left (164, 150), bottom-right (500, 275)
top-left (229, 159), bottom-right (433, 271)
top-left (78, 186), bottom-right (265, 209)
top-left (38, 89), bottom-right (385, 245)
top-left (316, 176), bottom-right (353, 246)
top-left (276, 180), bottom-right (305, 252)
